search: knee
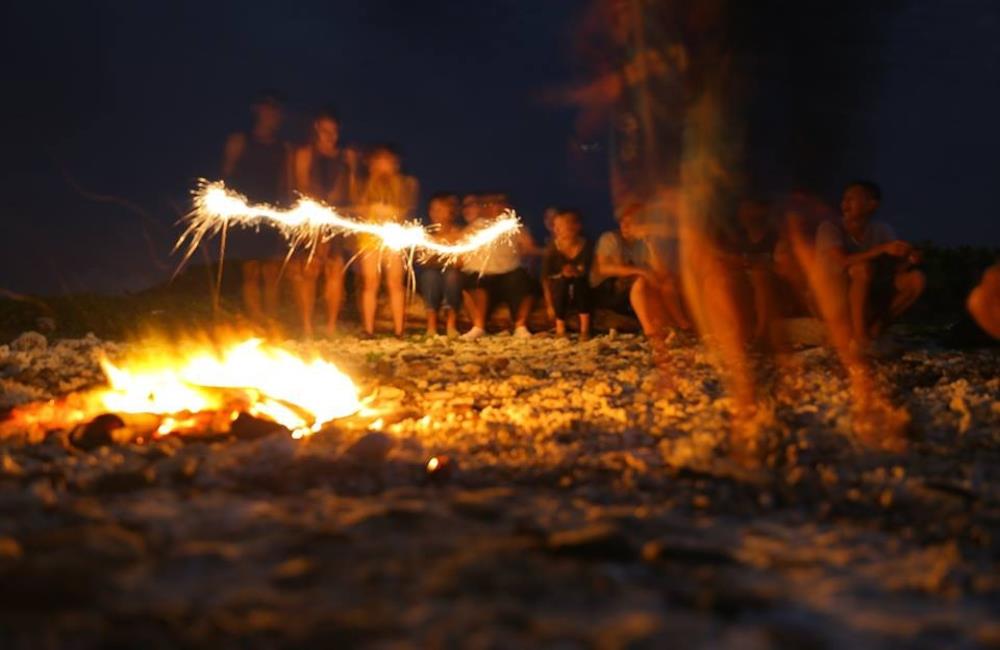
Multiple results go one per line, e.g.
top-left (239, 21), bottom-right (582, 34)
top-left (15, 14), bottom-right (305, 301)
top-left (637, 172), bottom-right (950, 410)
top-left (847, 262), bottom-right (872, 283)
top-left (900, 269), bottom-right (926, 295)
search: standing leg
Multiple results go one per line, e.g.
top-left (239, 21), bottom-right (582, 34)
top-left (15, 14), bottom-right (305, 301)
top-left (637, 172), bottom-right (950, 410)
top-left (385, 252), bottom-right (406, 337)
top-left (442, 268), bottom-right (464, 337)
top-left (289, 257), bottom-right (320, 338)
top-left (360, 252), bottom-right (381, 336)
top-left (242, 260), bottom-right (263, 322)
top-left (323, 255), bottom-right (346, 336)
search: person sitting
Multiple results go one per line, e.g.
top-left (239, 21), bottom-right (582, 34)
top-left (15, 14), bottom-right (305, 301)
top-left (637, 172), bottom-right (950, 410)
top-left (815, 180), bottom-right (925, 349)
top-left (221, 91), bottom-right (291, 325)
top-left (968, 262), bottom-right (1000, 339)
top-left (357, 145), bottom-right (418, 338)
top-left (460, 194), bottom-right (538, 340)
top-left (542, 209), bottom-right (595, 340)
top-left (289, 107), bottom-right (359, 337)
top-left (589, 206), bottom-right (684, 337)
top-left (418, 193), bottom-right (464, 338)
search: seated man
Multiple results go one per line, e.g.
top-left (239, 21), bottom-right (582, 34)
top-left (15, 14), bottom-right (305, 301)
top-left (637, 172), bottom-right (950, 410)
top-left (816, 180), bottom-right (925, 348)
top-left (968, 263), bottom-right (1000, 340)
top-left (589, 205), bottom-right (686, 336)
top-left (460, 194), bottom-right (538, 340)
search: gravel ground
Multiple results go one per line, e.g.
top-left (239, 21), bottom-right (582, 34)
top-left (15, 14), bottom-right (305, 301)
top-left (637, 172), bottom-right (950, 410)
top-left (0, 331), bottom-right (998, 649)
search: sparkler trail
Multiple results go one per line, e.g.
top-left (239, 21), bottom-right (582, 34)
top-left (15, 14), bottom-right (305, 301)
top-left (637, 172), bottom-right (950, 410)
top-left (175, 180), bottom-right (522, 268)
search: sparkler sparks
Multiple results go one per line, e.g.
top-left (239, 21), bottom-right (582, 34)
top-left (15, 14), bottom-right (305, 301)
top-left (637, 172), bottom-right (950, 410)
top-left (175, 180), bottom-right (522, 267)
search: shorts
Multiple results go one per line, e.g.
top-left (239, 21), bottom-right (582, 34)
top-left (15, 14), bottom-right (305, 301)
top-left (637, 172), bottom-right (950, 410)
top-left (465, 268), bottom-right (535, 309)
top-left (593, 278), bottom-right (634, 315)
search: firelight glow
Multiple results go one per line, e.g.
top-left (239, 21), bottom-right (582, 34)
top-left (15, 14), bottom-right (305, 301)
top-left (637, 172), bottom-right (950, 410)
top-left (98, 338), bottom-right (361, 438)
top-left (176, 180), bottom-right (522, 265)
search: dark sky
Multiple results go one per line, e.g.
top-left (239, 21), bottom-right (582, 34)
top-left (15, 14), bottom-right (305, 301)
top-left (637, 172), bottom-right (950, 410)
top-left (1, 0), bottom-right (998, 295)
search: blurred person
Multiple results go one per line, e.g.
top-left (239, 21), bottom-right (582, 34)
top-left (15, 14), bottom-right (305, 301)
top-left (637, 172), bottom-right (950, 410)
top-left (815, 181), bottom-right (926, 350)
top-left (540, 206), bottom-right (560, 322)
top-left (590, 206), bottom-right (686, 337)
top-left (968, 263), bottom-right (1000, 339)
top-left (357, 145), bottom-right (418, 337)
top-left (460, 194), bottom-right (539, 340)
top-left (717, 198), bottom-right (782, 343)
top-left (221, 91), bottom-right (291, 324)
top-left (290, 107), bottom-right (359, 337)
top-left (542, 209), bottom-right (595, 340)
top-left (418, 193), bottom-right (464, 338)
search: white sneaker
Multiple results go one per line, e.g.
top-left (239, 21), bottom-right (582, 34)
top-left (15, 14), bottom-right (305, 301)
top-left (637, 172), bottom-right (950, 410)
top-left (460, 326), bottom-right (485, 340)
top-left (513, 325), bottom-right (532, 339)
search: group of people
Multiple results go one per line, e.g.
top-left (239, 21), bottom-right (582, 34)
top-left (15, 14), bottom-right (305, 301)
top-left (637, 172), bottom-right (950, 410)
top-left (220, 92), bottom-right (697, 342)
top-left (220, 92), bottom-right (1000, 353)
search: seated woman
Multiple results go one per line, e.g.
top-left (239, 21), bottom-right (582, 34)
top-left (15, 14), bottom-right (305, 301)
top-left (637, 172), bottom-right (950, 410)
top-left (418, 193), bottom-right (464, 337)
top-left (357, 145), bottom-right (418, 338)
top-left (542, 209), bottom-right (595, 340)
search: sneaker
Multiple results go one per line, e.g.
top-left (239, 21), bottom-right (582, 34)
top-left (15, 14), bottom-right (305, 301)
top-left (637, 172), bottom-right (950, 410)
top-left (513, 325), bottom-right (532, 339)
top-left (460, 326), bottom-right (485, 340)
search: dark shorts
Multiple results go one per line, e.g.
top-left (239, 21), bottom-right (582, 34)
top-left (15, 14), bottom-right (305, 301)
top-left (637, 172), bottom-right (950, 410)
top-left (465, 268), bottom-right (535, 309)
top-left (593, 278), bottom-right (634, 315)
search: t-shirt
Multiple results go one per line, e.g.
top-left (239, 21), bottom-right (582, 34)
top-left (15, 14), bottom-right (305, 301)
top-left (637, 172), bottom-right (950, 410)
top-left (542, 238), bottom-right (594, 279)
top-left (815, 219), bottom-right (896, 256)
top-left (589, 231), bottom-right (650, 287)
top-left (462, 229), bottom-right (521, 276)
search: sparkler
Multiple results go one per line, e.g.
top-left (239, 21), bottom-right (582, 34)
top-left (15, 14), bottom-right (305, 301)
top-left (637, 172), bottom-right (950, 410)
top-left (175, 180), bottom-right (521, 267)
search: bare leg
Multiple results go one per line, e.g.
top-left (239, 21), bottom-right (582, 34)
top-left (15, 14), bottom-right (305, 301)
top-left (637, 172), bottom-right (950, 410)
top-left (629, 278), bottom-right (666, 336)
top-left (322, 256), bottom-right (345, 336)
top-left (261, 260), bottom-right (281, 318)
top-left (554, 318), bottom-right (566, 336)
top-left (242, 261), bottom-right (263, 321)
top-left (385, 253), bottom-right (406, 336)
top-left (847, 262), bottom-right (873, 347)
top-left (445, 308), bottom-right (458, 336)
top-left (463, 289), bottom-right (488, 330)
top-left (289, 258), bottom-right (320, 338)
top-left (579, 312), bottom-right (591, 338)
top-left (360, 252), bottom-right (381, 335)
top-left (515, 296), bottom-right (534, 329)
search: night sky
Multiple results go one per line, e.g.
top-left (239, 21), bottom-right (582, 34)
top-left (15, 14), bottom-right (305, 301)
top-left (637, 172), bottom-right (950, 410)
top-left (1, 0), bottom-right (998, 295)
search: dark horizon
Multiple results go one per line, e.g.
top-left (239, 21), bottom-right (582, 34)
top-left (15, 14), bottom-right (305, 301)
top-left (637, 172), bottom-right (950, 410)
top-left (1, 0), bottom-right (998, 296)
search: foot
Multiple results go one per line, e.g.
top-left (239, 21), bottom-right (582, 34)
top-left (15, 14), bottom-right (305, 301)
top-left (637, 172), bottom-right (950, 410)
top-left (358, 331), bottom-right (375, 341)
top-left (460, 326), bottom-right (485, 340)
top-left (513, 325), bottom-right (532, 339)
top-left (579, 331), bottom-right (591, 343)
top-left (446, 326), bottom-right (460, 339)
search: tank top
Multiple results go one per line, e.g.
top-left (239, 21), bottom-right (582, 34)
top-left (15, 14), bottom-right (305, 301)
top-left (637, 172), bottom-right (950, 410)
top-left (309, 148), bottom-right (350, 204)
top-left (229, 134), bottom-right (286, 204)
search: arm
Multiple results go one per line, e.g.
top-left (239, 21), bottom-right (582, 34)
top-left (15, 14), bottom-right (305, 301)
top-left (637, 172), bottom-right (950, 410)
top-left (221, 133), bottom-right (246, 178)
top-left (293, 146), bottom-right (312, 196)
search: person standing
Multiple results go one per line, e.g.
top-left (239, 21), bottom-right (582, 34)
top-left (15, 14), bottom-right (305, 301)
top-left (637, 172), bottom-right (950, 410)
top-left (221, 91), bottom-right (291, 324)
top-left (290, 107), bottom-right (359, 337)
top-left (357, 145), bottom-right (418, 337)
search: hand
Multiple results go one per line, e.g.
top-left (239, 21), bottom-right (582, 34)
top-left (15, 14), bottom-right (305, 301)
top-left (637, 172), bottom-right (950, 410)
top-left (883, 240), bottom-right (912, 257)
top-left (344, 148), bottom-right (359, 171)
top-left (562, 264), bottom-right (578, 278)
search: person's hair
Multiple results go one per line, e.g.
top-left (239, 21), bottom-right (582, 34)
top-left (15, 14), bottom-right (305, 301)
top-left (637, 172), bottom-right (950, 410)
top-left (368, 143), bottom-right (400, 160)
top-left (429, 192), bottom-right (457, 207)
top-left (555, 208), bottom-right (582, 225)
top-left (314, 106), bottom-right (340, 125)
top-left (617, 202), bottom-right (643, 221)
top-left (253, 90), bottom-right (284, 107)
top-left (847, 180), bottom-right (882, 202)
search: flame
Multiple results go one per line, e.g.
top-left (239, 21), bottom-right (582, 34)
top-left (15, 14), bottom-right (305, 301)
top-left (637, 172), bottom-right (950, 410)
top-left (96, 339), bottom-right (361, 438)
top-left (176, 180), bottom-right (522, 266)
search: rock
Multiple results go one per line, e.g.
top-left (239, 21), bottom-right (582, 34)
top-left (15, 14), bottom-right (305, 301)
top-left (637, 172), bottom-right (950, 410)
top-left (0, 536), bottom-right (23, 559)
top-left (71, 413), bottom-right (125, 450)
top-left (10, 331), bottom-right (47, 352)
top-left (546, 523), bottom-right (635, 561)
top-left (345, 432), bottom-right (394, 465)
